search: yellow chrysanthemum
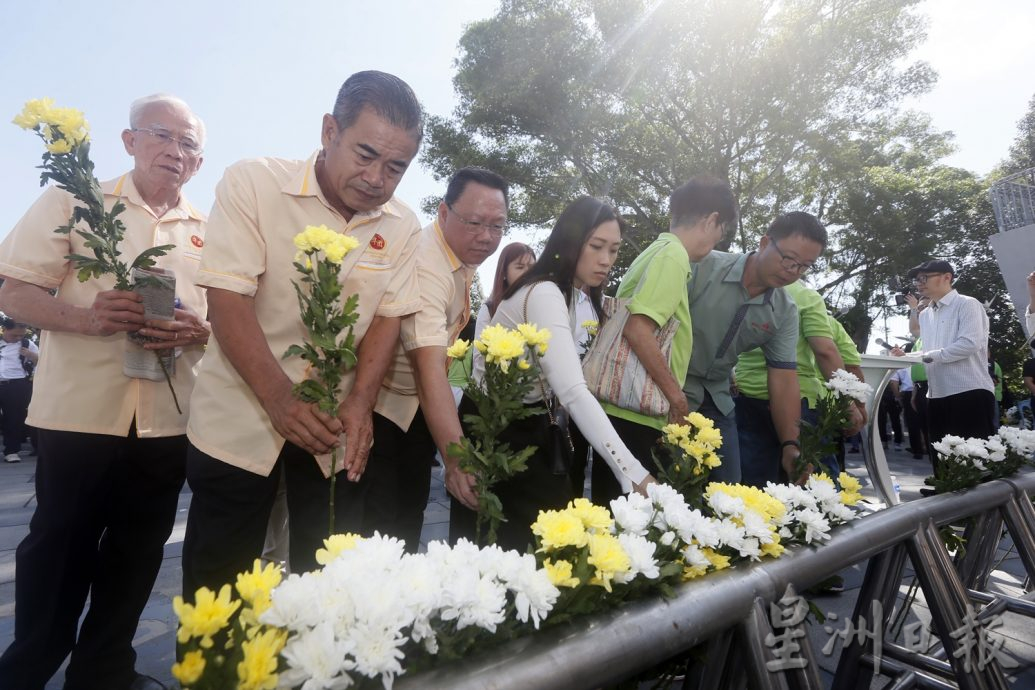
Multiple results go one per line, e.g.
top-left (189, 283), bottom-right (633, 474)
top-left (696, 425), bottom-right (723, 449)
top-left (586, 532), bottom-right (630, 592)
top-left (323, 234), bottom-right (360, 264)
top-left (516, 323), bottom-right (551, 355)
top-left (543, 558), bottom-right (581, 588)
top-left (235, 559), bottom-right (282, 619)
top-left (702, 548), bottom-right (731, 570)
top-left (173, 585), bottom-right (241, 649)
top-left (761, 540), bottom-right (786, 558)
top-left (446, 338), bottom-right (471, 359)
top-left (706, 482), bottom-right (786, 521)
top-left (567, 497), bottom-right (613, 531)
top-left (532, 509), bottom-right (589, 551)
top-left (517, 359), bottom-right (531, 370)
top-left (484, 330), bottom-right (526, 371)
top-left (812, 472), bottom-right (834, 486)
top-left (682, 563), bottom-right (709, 580)
top-left (685, 411), bottom-right (711, 430)
top-left (580, 319), bottom-right (599, 336)
top-left (171, 650), bottom-right (206, 686)
top-left (662, 423), bottom-right (691, 446)
top-left (12, 98), bottom-right (55, 130)
top-left (702, 452), bottom-right (722, 469)
top-left (315, 533), bottom-right (362, 565)
top-left (838, 472), bottom-right (863, 505)
top-left (15, 99), bottom-right (89, 149)
top-left (237, 627), bottom-right (286, 690)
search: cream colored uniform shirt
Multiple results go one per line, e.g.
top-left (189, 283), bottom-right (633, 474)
top-left (187, 154), bottom-right (422, 476)
top-left (0, 174), bottom-right (207, 437)
top-left (375, 220), bottom-right (476, 431)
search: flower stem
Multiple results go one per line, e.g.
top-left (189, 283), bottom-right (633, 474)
top-left (153, 350), bottom-right (182, 415)
top-left (329, 446), bottom-right (338, 536)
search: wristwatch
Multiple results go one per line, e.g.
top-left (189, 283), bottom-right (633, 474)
top-left (780, 440), bottom-right (801, 451)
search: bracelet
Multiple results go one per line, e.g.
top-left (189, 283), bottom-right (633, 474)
top-left (780, 440), bottom-right (801, 450)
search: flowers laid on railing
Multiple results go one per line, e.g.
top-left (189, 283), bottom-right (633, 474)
top-left (653, 411), bottom-right (723, 510)
top-left (927, 427), bottom-right (1035, 494)
top-left (172, 560), bottom-right (285, 689)
top-left (448, 323), bottom-right (552, 544)
top-left (14, 99), bottom-right (182, 410)
top-left (284, 225), bottom-right (361, 535)
top-left (763, 472), bottom-right (862, 545)
top-left (799, 369), bottom-right (872, 477)
top-left (174, 473), bottom-right (865, 689)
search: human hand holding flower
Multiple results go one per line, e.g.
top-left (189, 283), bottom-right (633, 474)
top-left (141, 306), bottom-right (210, 349)
top-left (84, 289), bottom-right (145, 336)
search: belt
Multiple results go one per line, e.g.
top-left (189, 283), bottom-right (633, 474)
top-left (0, 378), bottom-right (27, 384)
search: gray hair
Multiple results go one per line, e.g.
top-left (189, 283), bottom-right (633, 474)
top-left (129, 93), bottom-right (206, 147)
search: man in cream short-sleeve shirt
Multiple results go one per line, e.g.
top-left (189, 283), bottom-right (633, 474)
top-left (364, 166), bottom-right (508, 551)
top-left (0, 94), bottom-right (209, 690)
top-left (182, 71), bottom-right (425, 595)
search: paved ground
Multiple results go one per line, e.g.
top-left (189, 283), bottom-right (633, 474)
top-left (1, 440), bottom-right (1033, 688)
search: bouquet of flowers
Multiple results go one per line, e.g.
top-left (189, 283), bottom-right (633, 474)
top-left (446, 323), bottom-right (552, 544)
top-left (14, 99), bottom-right (182, 410)
top-left (175, 534), bottom-right (559, 690)
top-left (798, 369), bottom-right (871, 477)
top-left (652, 411), bottom-right (723, 510)
top-left (927, 428), bottom-right (1035, 494)
top-left (284, 225), bottom-right (361, 534)
top-left (763, 472), bottom-right (862, 545)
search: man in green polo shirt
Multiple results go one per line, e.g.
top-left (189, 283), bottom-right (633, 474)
top-left (734, 280), bottom-right (863, 486)
top-left (595, 176), bottom-right (737, 504)
top-left (685, 212), bottom-right (826, 484)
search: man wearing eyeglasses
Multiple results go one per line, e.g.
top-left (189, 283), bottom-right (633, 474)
top-left (0, 94), bottom-right (209, 690)
top-left (899, 260), bottom-right (994, 474)
top-left (360, 167), bottom-right (507, 551)
top-left (182, 72), bottom-right (425, 595)
top-left (684, 212), bottom-right (826, 485)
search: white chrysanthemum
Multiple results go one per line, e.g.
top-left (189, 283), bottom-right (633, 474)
top-left (826, 369), bottom-right (872, 403)
top-left (796, 509), bottom-right (832, 543)
top-left (714, 517), bottom-right (746, 551)
top-left (737, 537), bottom-right (762, 560)
top-left (500, 553), bottom-right (558, 629)
top-left (707, 491), bottom-right (746, 518)
top-left (262, 571), bottom-right (329, 631)
top-left (614, 533), bottom-right (660, 582)
top-left (740, 509), bottom-right (775, 542)
top-left (278, 622), bottom-right (356, 690)
top-left (683, 543), bottom-right (711, 571)
top-left (670, 507), bottom-right (721, 548)
top-left (998, 427), bottom-right (1035, 456)
top-left (345, 621), bottom-right (407, 684)
top-left (609, 494), bottom-right (653, 536)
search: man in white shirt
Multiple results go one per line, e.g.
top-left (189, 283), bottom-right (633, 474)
top-left (906, 260), bottom-right (995, 470)
top-left (0, 318), bottom-right (38, 462)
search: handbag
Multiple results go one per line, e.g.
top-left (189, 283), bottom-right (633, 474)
top-left (522, 282), bottom-right (575, 476)
top-left (581, 268), bottom-right (679, 417)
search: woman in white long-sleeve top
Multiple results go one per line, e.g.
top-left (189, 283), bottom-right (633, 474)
top-left (449, 196), bottom-right (655, 552)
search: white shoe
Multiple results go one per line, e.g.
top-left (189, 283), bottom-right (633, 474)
top-left (4, 453), bottom-right (20, 463)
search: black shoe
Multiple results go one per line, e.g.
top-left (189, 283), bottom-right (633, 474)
top-left (919, 487), bottom-right (936, 497)
top-left (129, 674), bottom-right (167, 690)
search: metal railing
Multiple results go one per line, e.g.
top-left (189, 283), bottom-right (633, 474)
top-left (399, 473), bottom-right (1035, 690)
top-left (990, 168), bottom-right (1035, 233)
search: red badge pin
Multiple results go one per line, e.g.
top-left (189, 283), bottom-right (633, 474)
top-left (190, 234), bottom-right (204, 248)
top-left (369, 234), bottom-right (386, 250)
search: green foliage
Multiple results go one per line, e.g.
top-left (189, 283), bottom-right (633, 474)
top-left (447, 345), bottom-right (544, 545)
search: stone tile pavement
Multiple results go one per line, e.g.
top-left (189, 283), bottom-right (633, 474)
top-left (1, 442), bottom-right (1033, 688)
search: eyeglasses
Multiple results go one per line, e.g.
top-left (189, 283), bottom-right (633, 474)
top-left (911, 273), bottom-right (946, 286)
top-left (446, 204), bottom-right (507, 238)
top-left (131, 126), bottom-right (203, 156)
top-left (770, 238), bottom-right (816, 274)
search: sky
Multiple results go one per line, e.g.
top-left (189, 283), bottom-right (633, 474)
top-left (2, 0), bottom-right (1033, 353)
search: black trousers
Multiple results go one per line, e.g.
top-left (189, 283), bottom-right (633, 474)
top-left (0, 377), bottom-right (32, 455)
top-left (900, 391), bottom-right (924, 455)
top-left (0, 428), bottom-right (186, 690)
top-left (449, 396), bottom-right (574, 553)
top-left (927, 388), bottom-right (997, 473)
top-left (360, 410), bottom-right (435, 552)
top-left (913, 381), bottom-right (932, 456)
top-left (593, 414), bottom-right (662, 506)
top-left (181, 440), bottom-right (364, 600)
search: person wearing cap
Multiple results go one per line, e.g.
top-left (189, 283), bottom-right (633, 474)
top-left (0, 318), bottom-right (38, 463)
top-left (898, 260), bottom-right (995, 474)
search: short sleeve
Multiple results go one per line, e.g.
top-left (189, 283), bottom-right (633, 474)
top-left (627, 251), bottom-right (688, 328)
top-left (401, 262), bottom-right (453, 350)
top-left (0, 186), bottom-right (75, 290)
top-left (763, 302), bottom-right (799, 367)
top-left (797, 287), bottom-right (832, 339)
top-left (195, 163), bottom-right (267, 296)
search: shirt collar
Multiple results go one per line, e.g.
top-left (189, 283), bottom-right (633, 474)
top-left (102, 173), bottom-right (205, 222)
top-left (282, 151), bottom-right (402, 221)
top-left (932, 289), bottom-right (958, 310)
top-left (431, 219), bottom-right (466, 273)
top-left (724, 251), bottom-right (774, 305)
